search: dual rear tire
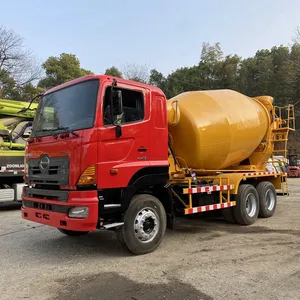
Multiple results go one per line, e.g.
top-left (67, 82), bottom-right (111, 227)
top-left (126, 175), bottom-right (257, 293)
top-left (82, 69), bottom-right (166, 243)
top-left (222, 181), bottom-right (277, 225)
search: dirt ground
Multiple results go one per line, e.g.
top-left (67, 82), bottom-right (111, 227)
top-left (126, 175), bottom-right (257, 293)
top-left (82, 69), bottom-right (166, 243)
top-left (0, 179), bottom-right (300, 300)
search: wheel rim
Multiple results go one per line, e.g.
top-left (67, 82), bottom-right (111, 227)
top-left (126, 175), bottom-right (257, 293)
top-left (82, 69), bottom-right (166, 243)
top-left (245, 193), bottom-right (257, 217)
top-left (134, 207), bottom-right (159, 243)
top-left (265, 189), bottom-right (275, 211)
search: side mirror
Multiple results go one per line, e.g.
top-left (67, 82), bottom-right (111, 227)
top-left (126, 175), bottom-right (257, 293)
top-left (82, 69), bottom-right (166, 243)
top-left (115, 124), bottom-right (122, 138)
top-left (111, 90), bottom-right (123, 115)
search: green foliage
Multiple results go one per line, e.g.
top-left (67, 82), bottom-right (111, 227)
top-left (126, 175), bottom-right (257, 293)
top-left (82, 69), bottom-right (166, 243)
top-left (9, 83), bottom-right (44, 102)
top-left (0, 70), bottom-right (42, 101)
top-left (3, 25), bottom-right (300, 114)
top-left (105, 66), bottom-right (123, 78)
top-left (149, 42), bottom-right (300, 109)
top-left (149, 69), bottom-right (167, 91)
top-left (0, 70), bottom-right (16, 99)
top-left (38, 53), bottom-right (93, 89)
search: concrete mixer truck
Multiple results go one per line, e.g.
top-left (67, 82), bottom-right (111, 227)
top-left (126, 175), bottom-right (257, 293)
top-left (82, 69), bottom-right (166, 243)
top-left (0, 99), bottom-right (38, 203)
top-left (21, 75), bottom-right (295, 254)
top-left (0, 99), bottom-right (37, 203)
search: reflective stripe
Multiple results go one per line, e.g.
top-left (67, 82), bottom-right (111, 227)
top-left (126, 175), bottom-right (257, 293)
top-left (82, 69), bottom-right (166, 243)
top-left (183, 184), bottom-right (233, 194)
top-left (185, 201), bottom-right (236, 215)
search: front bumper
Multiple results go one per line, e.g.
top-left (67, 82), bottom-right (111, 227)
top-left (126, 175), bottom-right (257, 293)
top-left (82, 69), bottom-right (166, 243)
top-left (21, 188), bottom-right (99, 232)
top-left (288, 173), bottom-right (299, 177)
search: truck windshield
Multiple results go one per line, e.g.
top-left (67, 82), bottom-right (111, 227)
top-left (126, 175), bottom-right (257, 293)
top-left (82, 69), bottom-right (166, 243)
top-left (33, 79), bottom-right (99, 136)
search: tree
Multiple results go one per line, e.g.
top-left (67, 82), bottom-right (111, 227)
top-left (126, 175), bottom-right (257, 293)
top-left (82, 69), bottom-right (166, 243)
top-left (237, 57), bottom-right (256, 95)
top-left (198, 42), bottom-right (224, 90)
top-left (214, 54), bottom-right (241, 90)
top-left (149, 69), bottom-right (167, 91)
top-left (292, 26), bottom-right (300, 44)
top-left (0, 69), bottom-right (42, 101)
top-left (105, 66), bottom-right (123, 78)
top-left (0, 69), bottom-right (15, 98)
top-left (122, 63), bottom-right (149, 83)
top-left (165, 65), bottom-right (203, 98)
top-left (200, 42), bottom-right (223, 64)
top-left (8, 83), bottom-right (44, 101)
top-left (0, 26), bottom-right (41, 85)
top-left (38, 53), bottom-right (93, 89)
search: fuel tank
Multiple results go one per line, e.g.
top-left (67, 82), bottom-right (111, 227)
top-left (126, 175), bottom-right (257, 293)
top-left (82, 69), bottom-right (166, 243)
top-left (167, 90), bottom-right (272, 170)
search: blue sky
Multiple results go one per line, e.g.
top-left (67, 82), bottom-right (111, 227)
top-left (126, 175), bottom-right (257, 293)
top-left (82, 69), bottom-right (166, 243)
top-left (1, 0), bottom-right (300, 76)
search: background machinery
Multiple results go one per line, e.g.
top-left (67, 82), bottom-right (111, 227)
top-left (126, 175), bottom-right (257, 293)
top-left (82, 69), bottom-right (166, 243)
top-left (0, 98), bottom-right (37, 203)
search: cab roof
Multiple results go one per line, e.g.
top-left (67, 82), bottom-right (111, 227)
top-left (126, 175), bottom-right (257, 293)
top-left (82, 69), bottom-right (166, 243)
top-left (44, 74), bottom-right (164, 96)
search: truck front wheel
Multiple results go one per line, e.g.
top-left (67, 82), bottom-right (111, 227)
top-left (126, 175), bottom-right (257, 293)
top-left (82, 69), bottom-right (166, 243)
top-left (121, 194), bottom-right (167, 255)
top-left (256, 181), bottom-right (277, 218)
top-left (233, 184), bottom-right (259, 225)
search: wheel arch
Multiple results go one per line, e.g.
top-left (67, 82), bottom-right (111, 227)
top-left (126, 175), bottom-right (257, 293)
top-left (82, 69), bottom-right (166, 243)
top-left (123, 166), bottom-right (172, 213)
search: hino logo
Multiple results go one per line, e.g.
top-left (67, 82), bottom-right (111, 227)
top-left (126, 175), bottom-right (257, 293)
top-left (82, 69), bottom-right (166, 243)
top-left (39, 156), bottom-right (50, 170)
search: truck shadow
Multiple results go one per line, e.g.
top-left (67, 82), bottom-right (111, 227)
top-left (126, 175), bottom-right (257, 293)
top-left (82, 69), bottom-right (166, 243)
top-left (21, 215), bottom-right (230, 260)
top-left (0, 202), bottom-right (21, 211)
top-left (18, 216), bottom-right (212, 258)
top-left (171, 214), bottom-right (300, 237)
top-left (21, 213), bottom-right (300, 260)
top-left (27, 229), bottom-right (134, 258)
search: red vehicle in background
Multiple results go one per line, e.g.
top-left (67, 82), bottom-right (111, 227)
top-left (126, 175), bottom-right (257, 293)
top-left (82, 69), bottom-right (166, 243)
top-left (287, 149), bottom-right (300, 177)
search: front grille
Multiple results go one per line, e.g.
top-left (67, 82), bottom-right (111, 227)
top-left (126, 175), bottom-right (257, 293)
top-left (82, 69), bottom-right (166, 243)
top-left (22, 200), bottom-right (70, 214)
top-left (24, 186), bottom-right (68, 202)
top-left (27, 156), bottom-right (69, 185)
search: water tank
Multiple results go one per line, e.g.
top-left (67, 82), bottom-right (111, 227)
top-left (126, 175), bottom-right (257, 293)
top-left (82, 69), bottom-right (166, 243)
top-left (168, 90), bottom-right (271, 170)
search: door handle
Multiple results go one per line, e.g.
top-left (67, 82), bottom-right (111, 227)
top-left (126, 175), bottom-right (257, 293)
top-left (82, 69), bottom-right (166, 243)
top-left (138, 147), bottom-right (148, 152)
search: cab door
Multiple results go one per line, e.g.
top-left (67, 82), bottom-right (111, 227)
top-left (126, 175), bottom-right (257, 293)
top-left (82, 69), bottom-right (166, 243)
top-left (97, 81), bottom-right (151, 189)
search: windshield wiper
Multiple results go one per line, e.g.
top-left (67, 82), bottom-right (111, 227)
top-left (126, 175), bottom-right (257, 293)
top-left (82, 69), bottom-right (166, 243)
top-left (37, 128), bottom-right (58, 139)
top-left (37, 127), bottom-right (78, 138)
top-left (55, 126), bottom-right (79, 137)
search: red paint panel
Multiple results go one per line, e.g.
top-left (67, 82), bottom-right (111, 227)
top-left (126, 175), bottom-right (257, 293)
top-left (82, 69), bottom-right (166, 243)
top-left (21, 190), bottom-right (99, 231)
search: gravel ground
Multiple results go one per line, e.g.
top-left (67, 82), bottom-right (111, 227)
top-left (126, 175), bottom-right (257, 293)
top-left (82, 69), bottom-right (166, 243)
top-left (0, 179), bottom-right (300, 300)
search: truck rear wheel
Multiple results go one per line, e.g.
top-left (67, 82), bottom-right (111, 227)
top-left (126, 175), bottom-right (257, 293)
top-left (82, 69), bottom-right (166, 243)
top-left (256, 181), bottom-right (277, 218)
top-left (57, 228), bottom-right (89, 236)
top-left (233, 184), bottom-right (259, 225)
top-left (122, 194), bottom-right (167, 255)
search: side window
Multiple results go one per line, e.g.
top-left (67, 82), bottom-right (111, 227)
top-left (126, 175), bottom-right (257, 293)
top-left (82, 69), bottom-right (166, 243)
top-left (103, 86), bottom-right (144, 125)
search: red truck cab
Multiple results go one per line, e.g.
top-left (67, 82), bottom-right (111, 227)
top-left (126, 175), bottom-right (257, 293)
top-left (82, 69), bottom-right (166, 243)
top-left (22, 75), bottom-right (171, 253)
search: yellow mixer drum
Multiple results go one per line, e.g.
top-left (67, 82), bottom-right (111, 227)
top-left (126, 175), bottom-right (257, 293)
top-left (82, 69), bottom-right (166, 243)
top-left (168, 90), bottom-right (271, 170)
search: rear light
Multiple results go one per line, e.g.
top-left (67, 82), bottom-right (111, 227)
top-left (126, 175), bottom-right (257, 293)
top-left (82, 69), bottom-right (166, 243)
top-left (77, 165), bottom-right (96, 186)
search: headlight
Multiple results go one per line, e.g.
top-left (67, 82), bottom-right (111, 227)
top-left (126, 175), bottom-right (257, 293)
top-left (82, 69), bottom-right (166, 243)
top-left (68, 207), bottom-right (89, 219)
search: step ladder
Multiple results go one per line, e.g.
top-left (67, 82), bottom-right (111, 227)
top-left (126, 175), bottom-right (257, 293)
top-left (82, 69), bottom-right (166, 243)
top-left (270, 104), bottom-right (295, 194)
